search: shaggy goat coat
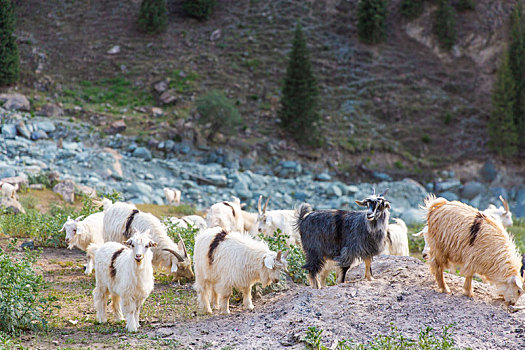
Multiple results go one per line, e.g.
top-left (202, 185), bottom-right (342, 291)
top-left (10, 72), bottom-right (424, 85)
top-left (382, 218), bottom-right (410, 256)
top-left (423, 195), bottom-right (523, 305)
top-left (90, 232), bottom-right (156, 332)
top-left (193, 227), bottom-right (286, 314)
top-left (206, 200), bottom-right (245, 232)
top-left (103, 201), bottom-right (193, 279)
top-left (61, 212), bottom-right (105, 274)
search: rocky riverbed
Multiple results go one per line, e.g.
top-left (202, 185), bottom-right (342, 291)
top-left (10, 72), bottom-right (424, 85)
top-left (1, 104), bottom-right (524, 220)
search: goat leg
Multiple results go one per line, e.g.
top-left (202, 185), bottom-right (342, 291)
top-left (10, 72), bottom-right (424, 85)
top-left (364, 258), bottom-right (374, 281)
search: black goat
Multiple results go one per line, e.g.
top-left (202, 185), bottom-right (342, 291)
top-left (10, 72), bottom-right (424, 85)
top-left (296, 190), bottom-right (391, 289)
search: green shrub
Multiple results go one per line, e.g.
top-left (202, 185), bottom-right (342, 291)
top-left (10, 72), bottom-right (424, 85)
top-left (196, 89), bottom-right (243, 140)
top-left (454, 0), bottom-right (475, 12)
top-left (183, 0), bottom-right (217, 20)
top-left (433, 0), bottom-right (456, 50)
top-left (279, 22), bottom-right (322, 145)
top-left (357, 0), bottom-right (388, 44)
top-left (302, 324), bottom-right (470, 350)
top-left (0, 0), bottom-right (20, 86)
top-left (400, 0), bottom-right (425, 20)
top-left (28, 171), bottom-right (58, 189)
top-left (0, 248), bottom-right (58, 334)
top-left (138, 0), bottom-right (168, 33)
top-left (163, 219), bottom-right (199, 257)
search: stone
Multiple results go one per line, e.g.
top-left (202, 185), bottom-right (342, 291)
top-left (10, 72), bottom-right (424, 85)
top-left (210, 29), bottom-right (221, 41)
top-left (461, 181), bottom-right (486, 200)
top-left (40, 103), bottom-right (63, 117)
top-left (347, 185), bottom-right (359, 194)
top-left (1, 175), bottom-right (28, 187)
top-left (326, 184), bottom-right (343, 197)
top-left (400, 208), bottom-right (424, 225)
top-left (0, 197), bottom-right (25, 214)
top-left (159, 90), bottom-right (177, 105)
top-left (151, 107), bottom-right (164, 117)
top-left (29, 184), bottom-right (44, 190)
top-left (16, 121), bottom-right (31, 139)
top-left (1, 124), bottom-right (17, 139)
top-left (75, 184), bottom-right (97, 198)
top-left (0, 167), bottom-right (16, 179)
top-left (153, 80), bottom-right (168, 93)
top-left (104, 119), bottom-right (126, 135)
top-left (480, 159), bottom-right (497, 182)
top-left (53, 179), bottom-right (75, 203)
top-left (316, 173), bottom-right (331, 181)
top-left (490, 186), bottom-right (508, 200)
top-left (440, 191), bottom-right (459, 201)
top-left (205, 174), bottom-right (228, 187)
top-left (31, 130), bottom-right (48, 140)
top-left (133, 147), bottom-right (152, 161)
top-left (0, 93), bottom-right (30, 111)
top-left (372, 171), bottom-right (393, 181)
top-left (35, 121), bottom-right (56, 133)
top-left (107, 45), bottom-right (120, 54)
top-left (435, 179), bottom-right (461, 192)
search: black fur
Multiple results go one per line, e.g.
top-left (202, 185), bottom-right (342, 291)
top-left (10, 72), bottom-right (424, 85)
top-left (520, 253), bottom-right (524, 279)
top-left (110, 247), bottom-right (126, 279)
top-left (469, 212), bottom-right (485, 246)
top-left (223, 202), bottom-right (235, 217)
top-left (208, 230), bottom-right (228, 265)
top-left (124, 209), bottom-right (139, 239)
top-left (296, 195), bottom-right (390, 284)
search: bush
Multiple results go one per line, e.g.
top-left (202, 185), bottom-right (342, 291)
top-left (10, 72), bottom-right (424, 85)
top-left (196, 89), bottom-right (243, 141)
top-left (279, 22), bottom-right (322, 145)
top-left (400, 0), bottom-right (425, 20)
top-left (433, 0), bottom-right (456, 50)
top-left (488, 53), bottom-right (518, 156)
top-left (0, 247), bottom-right (58, 334)
top-left (163, 219), bottom-right (199, 257)
top-left (454, 0), bottom-right (475, 12)
top-left (183, 0), bottom-right (216, 20)
top-left (357, 0), bottom-right (388, 44)
top-left (138, 0), bottom-right (168, 33)
top-left (0, 0), bottom-right (20, 86)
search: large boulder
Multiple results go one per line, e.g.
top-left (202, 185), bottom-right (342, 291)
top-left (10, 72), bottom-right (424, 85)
top-left (53, 179), bottom-right (75, 203)
top-left (132, 147), bottom-right (152, 161)
top-left (104, 119), bottom-right (126, 135)
top-left (480, 159), bottom-right (497, 182)
top-left (1, 124), bottom-right (17, 139)
top-left (0, 197), bottom-right (25, 214)
top-left (40, 103), bottom-right (63, 117)
top-left (0, 93), bottom-right (30, 111)
top-left (461, 181), bottom-right (486, 200)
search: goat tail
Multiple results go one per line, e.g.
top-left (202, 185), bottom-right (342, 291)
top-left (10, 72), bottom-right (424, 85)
top-left (94, 198), bottom-right (113, 212)
top-left (420, 194), bottom-right (447, 217)
top-left (393, 217), bottom-right (407, 232)
top-left (87, 243), bottom-right (100, 259)
top-left (296, 203), bottom-right (313, 222)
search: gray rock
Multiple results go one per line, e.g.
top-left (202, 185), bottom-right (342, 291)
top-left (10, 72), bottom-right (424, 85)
top-left (514, 202), bottom-right (525, 219)
top-left (440, 191), bottom-right (459, 201)
top-left (16, 121), bottom-right (31, 139)
top-left (372, 171), bottom-right (393, 181)
top-left (480, 160), bottom-right (497, 182)
top-left (35, 121), bottom-right (56, 133)
top-left (53, 179), bottom-right (75, 203)
top-left (490, 187), bottom-right (508, 200)
top-left (326, 184), bottom-right (343, 198)
top-left (133, 147), bottom-right (152, 161)
top-left (401, 208), bottom-right (425, 224)
top-left (0, 167), bottom-right (17, 179)
top-left (316, 173), bottom-right (331, 181)
top-left (347, 185), bottom-right (359, 194)
top-left (40, 103), bottom-right (63, 117)
top-left (0, 93), bottom-right (30, 111)
top-left (293, 191), bottom-right (308, 202)
top-left (1, 124), bottom-right (17, 139)
top-left (105, 120), bottom-right (126, 135)
top-left (435, 179), bottom-right (461, 192)
top-left (461, 181), bottom-right (486, 200)
top-left (0, 197), bottom-right (25, 214)
top-left (205, 174), bottom-right (228, 187)
top-left (31, 130), bottom-right (48, 140)
top-left (107, 45), bottom-right (120, 54)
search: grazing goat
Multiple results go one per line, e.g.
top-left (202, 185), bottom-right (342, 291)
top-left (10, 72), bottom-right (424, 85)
top-left (296, 189), bottom-right (391, 289)
top-left (422, 194), bottom-right (523, 306)
top-left (382, 218), bottom-right (410, 256)
top-left (0, 182), bottom-right (18, 199)
top-left (90, 229), bottom-right (157, 332)
top-left (484, 196), bottom-right (513, 228)
top-left (60, 212), bottom-right (105, 274)
top-left (167, 215), bottom-right (207, 231)
top-left (163, 187), bottom-right (181, 206)
top-left (206, 197), bottom-right (257, 233)
top-left (194, 227), bottom-right (288, 314)
top-left (103, 201), bottom-right (193, 279)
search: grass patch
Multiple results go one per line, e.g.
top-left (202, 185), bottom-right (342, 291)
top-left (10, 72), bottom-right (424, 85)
top-left (136, 203), bottom-right (199, 218)
top-left (168, 69), bottom-right (200, 93)
top-left (508, 218), bottom-right (525, 253)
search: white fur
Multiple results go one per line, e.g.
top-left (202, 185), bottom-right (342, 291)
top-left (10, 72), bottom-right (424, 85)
top-left (251, 209), bottom-right (301, 247)
top-left (60, 212), bottom-right (105, 274)
top-left (382, 218), bottom-right (410, 256)
top-left (194, 227), bottom-right (287, 314)
top-left (163, 188), bottom-right (181, 206)
top-left (90, 229), bottom-right (156, 332)
top-left (1, 182), bottom-right (17, 199)
top-left (206, 198), bottom-right (245, 232)
top-left (103, 201), bottom-right (193, 279)
top-left (166, 215), bottom-right (207, 231)
top-left (484, 204), bottom-right (513, 228)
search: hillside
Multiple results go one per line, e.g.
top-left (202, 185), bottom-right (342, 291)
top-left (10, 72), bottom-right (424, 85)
top-left (10, 0), bottom-right (521, 182)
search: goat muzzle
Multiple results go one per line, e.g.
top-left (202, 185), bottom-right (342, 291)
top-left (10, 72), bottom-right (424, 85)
top-left (135, 255), bottom-right (143, 262)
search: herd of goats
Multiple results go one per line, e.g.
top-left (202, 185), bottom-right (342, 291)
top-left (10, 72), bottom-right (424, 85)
top-left (49, 186), bottom-right (525, 332)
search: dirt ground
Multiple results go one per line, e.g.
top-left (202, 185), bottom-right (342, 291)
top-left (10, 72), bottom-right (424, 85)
top-left (12, 247), bottom-right (525, 349)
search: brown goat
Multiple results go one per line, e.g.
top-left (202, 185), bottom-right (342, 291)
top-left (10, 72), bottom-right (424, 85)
top-left (422, 194), bottom-right (523, 306)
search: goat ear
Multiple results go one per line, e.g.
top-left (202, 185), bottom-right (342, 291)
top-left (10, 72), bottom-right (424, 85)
top-left (355, 200), bottom-right (367, 207)
top-left (147, 241), bottom-right (158, 248)
top-left (276, 250), bottom-right (282, 262)
top-left (263, 254), bottom-right (275, 269)
top-left (123, 239), bottom-right (133, 246)
top-left (263, 196), bottom-right (271, 213)
top-left (384, 201), bottom-right (391, 209)
top-left (257, 195), bottom-right (263, 215)
top-left (171, 262), bottom-right (179, 273)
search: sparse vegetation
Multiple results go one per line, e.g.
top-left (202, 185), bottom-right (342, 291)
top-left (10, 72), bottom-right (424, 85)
top-left (433, 0), bottom-right (456, 50)
top-left (137, 0), bottom-right (168, 34)
top-left (357, 0), bottom-right (388, 44)
top-left (279, 22), bottom-right (322, 146)
top-left (183, 0), bottom-right (217, 20)
top-left (400, 0), bottom-right (425, 20)
top-left (196, 89), bottom-right (243, 141)
top-left (508, 0), bottom-right (525, 146)
top-left (454, 0), bottom-right (475, 12)
top-left (0, 0), bottom-right (20, 86)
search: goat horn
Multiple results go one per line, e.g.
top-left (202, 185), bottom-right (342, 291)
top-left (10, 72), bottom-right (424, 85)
top-left (380, 188), bottom-right (389, 197)
top-left (178, 233), bottom-right (188, 256)
top-left (263, 196), bottom-right (271, 213)
top-left (163, 248), bottom-right (185, 262)
top-left (372, 187), bottom-right (376, 195)
top-left (276, 250), bottom-right (282, 261)
top-left (499, 195), bottom-right (510, 213)
top-left (75, 215), bottom-right (85, 221)
top-left (257, 195), bottom-right (262, 215)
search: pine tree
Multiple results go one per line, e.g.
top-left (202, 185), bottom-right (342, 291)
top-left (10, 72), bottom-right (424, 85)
top-left (508, 0), bottom-right (525, 144)
top-left (279, 23), bottom-right (321, 145)
top-left (357, 0), bottom-right (388, 44)
top-left (433, 0), bottom-right (456, 50)
top-left (183, 0), bottom-right (216, 20)
top-left (0, 0), bottom-right (20, 86)
top-left (137, 0), bottom-right (168, 34)
top-left (489, 54), bottom-right (518, 156)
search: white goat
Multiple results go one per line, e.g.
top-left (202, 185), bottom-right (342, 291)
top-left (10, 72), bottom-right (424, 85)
top-left (206, 197), bottom-right (245, 232)
top-left (90, 229), bottom-right (157, 332)
top-left (382, 218), bottom-right (410, 256)
top-left (484, 196), bottom-right (513, 228)
top-left (60, 212), bottom-right (105, 274)
top-left (166, 215), bottom-right (207, 231)
top-left (0, 182), bottom-right (18, 199)
top-left (163, 187), bottom-right (181, 206)
top-left (103, 201), bottom-right (193, 279)
top-left (194, 227), bottom-right (288, 314)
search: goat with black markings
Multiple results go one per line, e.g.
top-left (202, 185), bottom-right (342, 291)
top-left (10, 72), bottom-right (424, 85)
top-left (296, 189), bottom-right (390, 289)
